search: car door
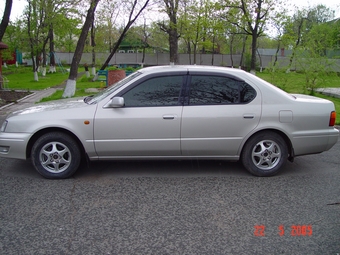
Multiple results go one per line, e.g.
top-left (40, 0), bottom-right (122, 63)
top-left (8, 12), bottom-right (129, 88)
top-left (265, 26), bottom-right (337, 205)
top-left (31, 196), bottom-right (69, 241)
top-left (181, 74), bottom-right (261, 157)
top-left (93, 75), bottom-right (185, 158)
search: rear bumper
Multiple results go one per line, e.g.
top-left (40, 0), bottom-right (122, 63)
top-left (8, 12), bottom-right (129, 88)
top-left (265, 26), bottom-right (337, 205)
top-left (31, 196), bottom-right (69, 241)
top-left (291, 128), bottom-right (339, 156)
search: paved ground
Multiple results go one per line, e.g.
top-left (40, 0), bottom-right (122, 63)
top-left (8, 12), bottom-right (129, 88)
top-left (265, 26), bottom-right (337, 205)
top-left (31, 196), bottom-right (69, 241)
top-left (1, 142), bottom-right (340, 254)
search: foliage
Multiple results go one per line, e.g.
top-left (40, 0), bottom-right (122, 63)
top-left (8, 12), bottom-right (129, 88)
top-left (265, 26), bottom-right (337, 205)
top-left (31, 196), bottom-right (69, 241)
top-left (217, 0), bottom-right (282, 72)
top-left (282, 4), bottom-right (335, 72)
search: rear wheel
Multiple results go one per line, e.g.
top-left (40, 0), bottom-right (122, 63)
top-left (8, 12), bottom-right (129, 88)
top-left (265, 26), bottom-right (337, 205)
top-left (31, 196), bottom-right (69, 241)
top-left (31, 132), bottom-right (81, 179)
top-left (241, 131), bottom-right (288, 177)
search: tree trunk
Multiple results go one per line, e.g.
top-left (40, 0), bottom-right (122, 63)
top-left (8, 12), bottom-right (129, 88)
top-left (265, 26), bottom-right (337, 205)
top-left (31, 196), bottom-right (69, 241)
top-left (229, 35), bottom-right (234, 67)
top-left (42, 48), bottom-right (47, 77)
top-left (91, 19), bottom-right (96, 72)
top-left (211, 36), bottom-right (215, 66)
top-left (256, 48), bottom-right (262, 72)
top-left (273, 41), bottom-right (280, 68)
top-left (162, 0), bottom-right (179, 65)
top-left (186, 41), bottom-right (191, 64)
top-left (193, 43), bottom-right (197, 65)
top-left (142, 46), bottom-right (146, 66)
top-left (239, 36), bottom-right (247, 68)
top-left (0, 0), bottom-right (12, 41)
top-left (63, 0), bottom-right (100, 98)
top-left (49, 28), bottom-right (56, 73)
top-left (250, 30), bottom-right (257, 74)
top-left (169, 29), bottom-right (178, 64)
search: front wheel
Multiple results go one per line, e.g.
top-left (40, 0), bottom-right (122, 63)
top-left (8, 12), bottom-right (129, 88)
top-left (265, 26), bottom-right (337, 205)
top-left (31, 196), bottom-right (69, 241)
top-left (241, 132), bottom-right (288, 177)
top-left (31, 132), bottom-right (81, 179)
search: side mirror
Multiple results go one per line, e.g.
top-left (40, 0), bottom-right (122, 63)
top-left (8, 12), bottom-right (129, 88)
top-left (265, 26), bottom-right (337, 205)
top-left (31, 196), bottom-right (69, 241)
top-left (104, 97), bottom-right (125, 108)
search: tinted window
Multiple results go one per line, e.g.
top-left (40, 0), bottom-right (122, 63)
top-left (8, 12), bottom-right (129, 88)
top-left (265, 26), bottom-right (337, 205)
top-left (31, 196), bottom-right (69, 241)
top-left (123, 76), bottom-right (184, 107)
top-left (189, 75), bottom-right (256, 105)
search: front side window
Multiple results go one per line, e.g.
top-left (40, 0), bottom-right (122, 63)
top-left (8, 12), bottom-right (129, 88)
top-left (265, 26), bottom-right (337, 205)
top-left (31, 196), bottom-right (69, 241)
top-left (189, 75), bottom-right (256, 105)
top-left (123, 75), bottom-right (184, 107)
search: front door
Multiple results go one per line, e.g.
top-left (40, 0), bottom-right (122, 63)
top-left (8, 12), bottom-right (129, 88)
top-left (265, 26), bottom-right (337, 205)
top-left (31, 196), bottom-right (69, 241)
top-left (93, 75), bottom-right (186, 158)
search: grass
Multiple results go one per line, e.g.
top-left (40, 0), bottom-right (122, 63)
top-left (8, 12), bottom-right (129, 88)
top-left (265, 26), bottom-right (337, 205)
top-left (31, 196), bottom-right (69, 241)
top-left (3, 65), bottom-right (69, 90)
top-left (2, 65), bottom-right (102, 97)
top-left (1, 65), bottom-right (340, 124)
top-left (257, 71), bottom-right (340, 94)
top-left (257, 70), bottom-right (340, 124)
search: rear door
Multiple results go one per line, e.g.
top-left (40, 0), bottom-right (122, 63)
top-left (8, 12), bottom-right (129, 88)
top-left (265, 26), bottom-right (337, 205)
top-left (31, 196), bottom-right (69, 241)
top-left (181, 73), bottom-right (261, 157)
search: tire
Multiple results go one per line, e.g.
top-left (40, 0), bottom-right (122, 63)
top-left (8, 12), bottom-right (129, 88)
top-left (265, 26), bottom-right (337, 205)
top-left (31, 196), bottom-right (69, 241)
top-left (31, 132), bottom-right (81, 179)
top-left (241, 131), bottom-right (288, 177)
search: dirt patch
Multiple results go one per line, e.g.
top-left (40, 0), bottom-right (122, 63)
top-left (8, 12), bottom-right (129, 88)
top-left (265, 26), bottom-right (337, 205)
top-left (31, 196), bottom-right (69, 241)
top-left (0, 90), bottom-right (33, 108)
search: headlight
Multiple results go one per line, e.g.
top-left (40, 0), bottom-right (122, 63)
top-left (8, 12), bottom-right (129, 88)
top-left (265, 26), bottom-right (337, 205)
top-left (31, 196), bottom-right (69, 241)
top-left (0, 120), bottom-right (8, 132)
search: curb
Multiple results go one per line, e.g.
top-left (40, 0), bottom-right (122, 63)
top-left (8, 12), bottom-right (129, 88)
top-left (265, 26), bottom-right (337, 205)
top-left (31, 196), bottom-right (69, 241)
top-left (0, 88), bottom-right (57, 113)
top-left (316, 88), bottom-right (340, 99)
top-left (0, 91), bottom-right (37, 110)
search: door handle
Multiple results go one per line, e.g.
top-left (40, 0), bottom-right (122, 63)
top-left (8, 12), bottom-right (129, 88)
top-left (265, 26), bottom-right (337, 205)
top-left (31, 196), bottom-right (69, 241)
top-left (163, 115), bottom-right (175, 120)
top-left (243, 114), bottom-right (255, 119)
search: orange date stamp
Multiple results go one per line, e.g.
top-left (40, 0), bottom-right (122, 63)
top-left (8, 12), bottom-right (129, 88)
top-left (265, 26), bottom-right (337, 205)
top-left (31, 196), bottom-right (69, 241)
top-left (254, 225), bottom-right (313, 237)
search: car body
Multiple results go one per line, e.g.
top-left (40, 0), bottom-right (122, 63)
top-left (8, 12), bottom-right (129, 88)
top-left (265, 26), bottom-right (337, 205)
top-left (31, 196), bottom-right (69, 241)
top-left (0, 65), bottom-right (338, 178)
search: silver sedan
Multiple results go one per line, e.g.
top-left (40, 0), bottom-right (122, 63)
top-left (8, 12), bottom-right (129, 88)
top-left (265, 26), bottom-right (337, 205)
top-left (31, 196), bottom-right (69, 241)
top-left (0, 65), bottom-right (338, 178)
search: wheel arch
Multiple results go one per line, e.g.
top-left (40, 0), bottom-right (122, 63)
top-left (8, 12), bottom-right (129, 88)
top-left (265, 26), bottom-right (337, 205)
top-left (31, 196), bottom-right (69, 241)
top-left (26, 127), bottom-right (87, 160)
top-left (240, 129), bottom-right (294, 160)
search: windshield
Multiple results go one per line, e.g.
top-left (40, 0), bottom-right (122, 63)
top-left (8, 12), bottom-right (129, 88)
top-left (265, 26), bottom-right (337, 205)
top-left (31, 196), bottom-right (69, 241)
top-left (85, 71), bottom-right (142, 104)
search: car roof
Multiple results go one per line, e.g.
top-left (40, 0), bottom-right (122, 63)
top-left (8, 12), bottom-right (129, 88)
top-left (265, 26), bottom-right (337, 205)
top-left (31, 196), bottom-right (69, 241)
top-left (139, 65), bottom-right (247, 76)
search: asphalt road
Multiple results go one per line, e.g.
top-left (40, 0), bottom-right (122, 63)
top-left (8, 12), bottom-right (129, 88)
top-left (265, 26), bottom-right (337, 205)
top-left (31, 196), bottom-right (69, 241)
top-left (0, 140), bottom-right (340, 255)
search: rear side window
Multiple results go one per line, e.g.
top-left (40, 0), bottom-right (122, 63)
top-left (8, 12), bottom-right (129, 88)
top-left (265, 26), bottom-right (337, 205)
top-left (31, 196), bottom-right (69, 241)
top-left (122, 76), bottom-right (184, 107)
top-left (189, 75), bottom-right (256, 105)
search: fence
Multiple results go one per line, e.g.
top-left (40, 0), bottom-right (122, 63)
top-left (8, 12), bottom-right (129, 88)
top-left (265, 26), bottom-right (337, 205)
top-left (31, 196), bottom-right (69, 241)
top-left (23, 52), bottom-right (340, 72)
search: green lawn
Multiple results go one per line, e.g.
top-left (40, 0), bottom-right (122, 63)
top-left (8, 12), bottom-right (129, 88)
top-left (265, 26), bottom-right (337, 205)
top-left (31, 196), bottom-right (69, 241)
top-left (2, 65), bottom-right (102, 92)
top-left (257, 71), bottom-right (340, 124)
top-left (257, 71), bottom-right (340, 94)
top-left (1, 65), bottom-right (340, 124)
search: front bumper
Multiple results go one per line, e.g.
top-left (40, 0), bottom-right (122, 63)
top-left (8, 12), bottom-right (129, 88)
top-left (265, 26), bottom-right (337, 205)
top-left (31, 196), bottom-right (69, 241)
top-left (0, 132), bottom-right (32, 160)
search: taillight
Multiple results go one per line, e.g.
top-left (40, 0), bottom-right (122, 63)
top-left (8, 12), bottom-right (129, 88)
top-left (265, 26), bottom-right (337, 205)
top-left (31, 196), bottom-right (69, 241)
top-left (329, 111), bottom-right (336, 126)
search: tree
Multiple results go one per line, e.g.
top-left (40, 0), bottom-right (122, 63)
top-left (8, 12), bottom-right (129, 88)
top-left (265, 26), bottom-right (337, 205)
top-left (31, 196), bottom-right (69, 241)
top-left (296, 22), bottom-right (336, 94)
top-left (17, 0), bottom-right (81, 80)
top-left (147, 21), bottom-right (169, 53)
top-left (63, 0), bottom-right (101, 98)
top-left (219, 0), bottom-right (279, 73)
top-left (283, 4), bottom-right (335, 72)
top-left (159, 0), bottom-right (180, 64)
top-left (139, 21), bottom-right (151, 65)
top-left (94, 0), bottom-right (119, 53)
top-left (25, 0), bottom-right (48, 81)
top-left (0, 0), bottom-right (12, 41)
top-left (269, 12), bottom-right (289, 69)
top-left (179, 0), bottom-right (217, 64)
top-left (45, 0), bottom-right (81, 74)
top-left (98, 0), bottom-right (151, 71)
top-left (122, 23), bottom-right (151, 65)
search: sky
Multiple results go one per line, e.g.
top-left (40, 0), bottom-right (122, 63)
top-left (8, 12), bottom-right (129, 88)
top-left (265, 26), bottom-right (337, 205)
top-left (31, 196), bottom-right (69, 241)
top-left (1, 0), bottom-right (340, 21)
